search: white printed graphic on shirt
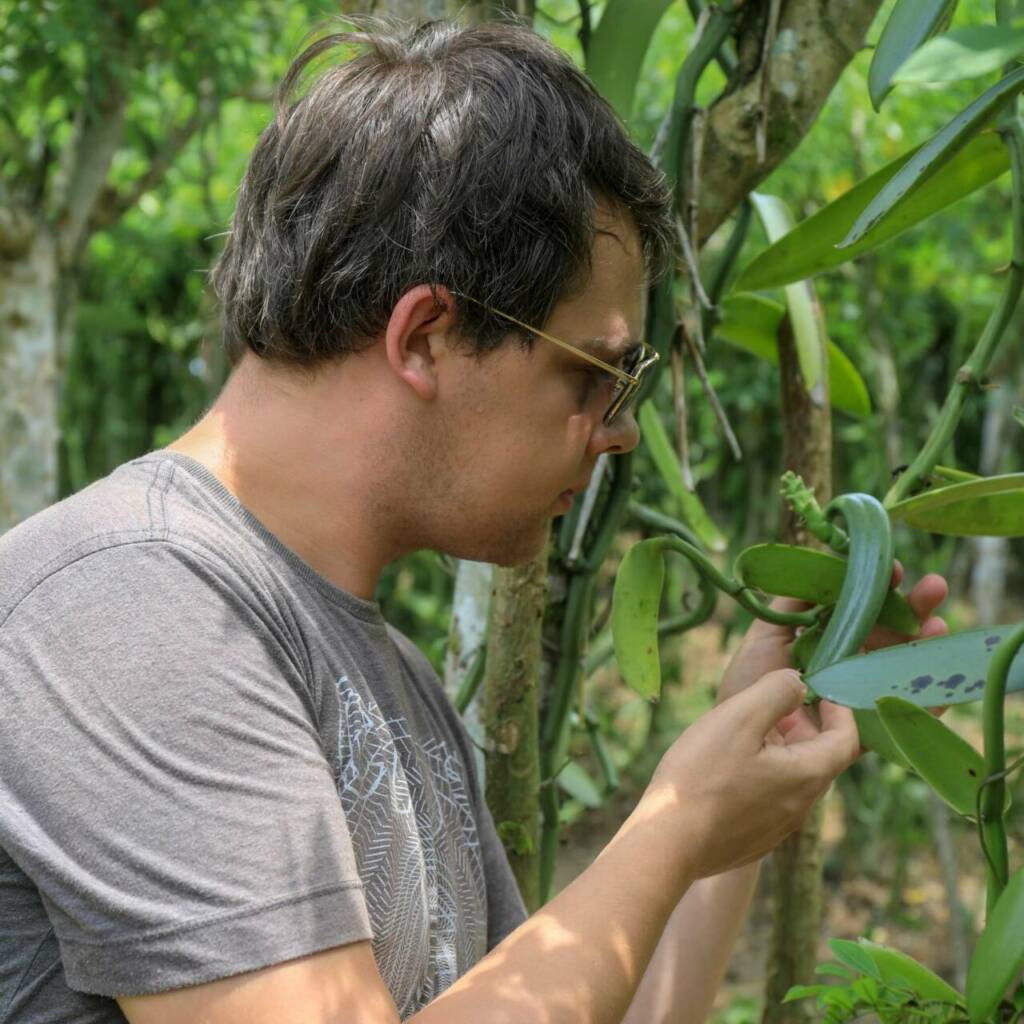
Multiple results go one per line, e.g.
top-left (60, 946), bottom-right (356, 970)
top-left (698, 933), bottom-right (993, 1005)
top-left (333, 678), bottom-right (487, 1018)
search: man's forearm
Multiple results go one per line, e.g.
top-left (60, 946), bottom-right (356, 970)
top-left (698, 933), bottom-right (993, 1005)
top-left (622, 861), bottom-right (761, 1024)
top-left (410, 796), bottom-right (697, 1024)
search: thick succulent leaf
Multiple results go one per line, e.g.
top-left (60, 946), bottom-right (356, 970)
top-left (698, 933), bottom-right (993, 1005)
top-left (875, 697), bottom-right (986, 816)
top-left (749, 194), bottom-right (826, 400)
top-left (734, 543), bottom-right (918, 634)
top-left (638, 402), bottom-right (727, 552)
top-left (735, 134), bottom-right (1007, 290)
top-left (860, 940), bottom-right (963, 1004)
top-left (868, 0), bottom-right (958, 110)
top-left (894, 26), bottom-right (1024, 86)
top-left (612, 539), bottom-right (666, 699)
top-left (585, 0), bottom-right (674, 125)
top-left (888, 473), bottom-right (1024, 536)
top-left (967, 868), bottom-right (1024, 1024)
top-left (807, 626), bottom-right (1024, 709)
top-left (854, 709), bottom-right (913, 770)
top-left (715, 295), bottom-right (871, 417)
top-left (843, 65), bottom-right (1024, 248)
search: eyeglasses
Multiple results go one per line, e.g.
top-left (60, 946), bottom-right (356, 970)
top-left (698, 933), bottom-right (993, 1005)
top-left (455, 295), bottom-right (659, 426)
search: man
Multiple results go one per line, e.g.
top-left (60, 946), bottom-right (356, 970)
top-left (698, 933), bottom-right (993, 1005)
top-left (0, 19), bottom-right (947, 1024)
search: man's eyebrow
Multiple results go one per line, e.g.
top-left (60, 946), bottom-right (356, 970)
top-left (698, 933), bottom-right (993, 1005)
top-left (582, 338), bottom-right (643, 366)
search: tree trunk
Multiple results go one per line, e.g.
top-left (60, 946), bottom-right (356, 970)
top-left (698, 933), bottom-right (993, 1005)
top-left (762, 320), bottom-right (832, 1024)
top-left (696, 0), bottom-right (884, 244)
top-left (481, 551), bottom-right (546, 912)
top-left (339, 0), bottom-right (526, 19)
top-left (968, 365), bottom-right (1022, 623)
top-left (0, 230), bottom-right (60, 534)
top-left (444, 559), bottom-right (493, 770)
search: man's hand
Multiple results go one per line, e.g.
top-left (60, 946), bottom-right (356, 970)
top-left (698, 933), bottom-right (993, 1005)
top-left (642, 670), bottom-right (860, 879)
top-left (718, 563), bottom-right (949, 744)
top-left (719, 564), bottom-right (949, 704)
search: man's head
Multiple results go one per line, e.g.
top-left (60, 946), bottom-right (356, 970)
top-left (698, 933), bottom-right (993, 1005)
top-left (208, 19), bottom-right (673, 568)
top-left (211, 18), bottom-right (673, 366)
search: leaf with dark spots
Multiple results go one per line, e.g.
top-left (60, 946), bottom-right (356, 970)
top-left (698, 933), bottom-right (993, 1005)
top-left (807, 626), bottom-right (1024, 709)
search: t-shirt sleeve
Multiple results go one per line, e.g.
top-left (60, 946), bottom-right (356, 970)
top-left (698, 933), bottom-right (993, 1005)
top-left (0, 540), bottom-right (372, 997)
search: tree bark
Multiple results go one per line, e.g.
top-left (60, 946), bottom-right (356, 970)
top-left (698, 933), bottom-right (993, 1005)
top-left (444, 558), bottom-right (493, 769)
top-left (762, 319), bottom-right (832, 1024)
top-left (0, 231), bottom-right (60, 534)
top-left (695, 0), bottom-right (884, 246)
top-left (481, 552), bottom-right (546, 912)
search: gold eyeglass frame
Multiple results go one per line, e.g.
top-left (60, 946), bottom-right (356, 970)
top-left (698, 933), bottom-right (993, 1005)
top-left (454, 293), bottom-right (659, 425)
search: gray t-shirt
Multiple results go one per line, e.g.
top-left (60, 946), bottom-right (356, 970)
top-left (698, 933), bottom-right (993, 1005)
top-left (0, 451), bottom-right (526, 1023)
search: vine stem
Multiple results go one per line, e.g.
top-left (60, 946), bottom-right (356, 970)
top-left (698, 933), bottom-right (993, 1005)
top-left (979, 623), bottom-right (1024, 915)
top-left (884, 113), bottom-right (1024, 508)
top-left (662, 1), bottom-right (740, 199)
top-left (660, 536), bottom-right (820, 627)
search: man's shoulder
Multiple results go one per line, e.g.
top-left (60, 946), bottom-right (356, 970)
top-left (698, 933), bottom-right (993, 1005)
top-left (0, 454), bottom-right (252, 628)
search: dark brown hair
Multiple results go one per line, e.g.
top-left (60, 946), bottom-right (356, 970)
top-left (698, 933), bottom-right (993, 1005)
top-left (211, 19), bottom-right (673, 367)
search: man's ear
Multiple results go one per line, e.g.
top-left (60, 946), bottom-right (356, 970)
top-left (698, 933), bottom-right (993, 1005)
top-left (383, 285), bottom-right (460, 400)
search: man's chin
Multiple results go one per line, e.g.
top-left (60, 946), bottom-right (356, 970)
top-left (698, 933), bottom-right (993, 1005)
top-left (443, 521), bottom-right (550, 568)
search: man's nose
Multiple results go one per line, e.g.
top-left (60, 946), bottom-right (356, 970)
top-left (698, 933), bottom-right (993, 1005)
top-left (587, 408), bottom-right (640, 457)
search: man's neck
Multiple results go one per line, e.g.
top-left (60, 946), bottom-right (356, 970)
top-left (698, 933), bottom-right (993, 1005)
top-left (167, 358), bottom-right (402, 601)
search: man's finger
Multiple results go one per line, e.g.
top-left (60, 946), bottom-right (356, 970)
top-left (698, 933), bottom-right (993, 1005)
top-left (908, 573), bottom-right (949, 622)
top-left (787, 699), bottom-right (860, 775)
top-left (722, 669), bottom-right (808, 739)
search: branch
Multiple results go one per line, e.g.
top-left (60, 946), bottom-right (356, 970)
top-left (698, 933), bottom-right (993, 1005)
top-left (693, 0), bottom-right (884, 245)
top-left (88, 103), bottom-right (211, 235)
top-left (52, 78), bottom-right (128, 266)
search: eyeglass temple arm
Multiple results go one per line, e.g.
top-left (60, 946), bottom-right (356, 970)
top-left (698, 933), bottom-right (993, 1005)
top-left (452, 292), bottom-right (641, 385)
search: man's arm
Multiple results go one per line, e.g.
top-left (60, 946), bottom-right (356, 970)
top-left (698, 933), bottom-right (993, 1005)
top-left (618, 575), bottom-right (951, 1024)
top-left (119, 670), bottom-right (857, 1024)
top-left (622, 864), bottom-right (761, 1024)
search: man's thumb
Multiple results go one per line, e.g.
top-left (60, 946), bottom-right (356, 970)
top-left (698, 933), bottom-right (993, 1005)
top-left (724, 669), bottom-right (808, 738)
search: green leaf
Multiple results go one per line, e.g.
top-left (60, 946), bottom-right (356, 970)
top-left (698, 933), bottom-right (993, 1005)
top-left (868, 0), bottom-right (957, 110)
top-left (735, 133), bottom-right (1008, 290)
top-left (815, 964), bottom-right (857, 980)
top-left (888, 473), bottom-right (1024, 536)
top-left (585, 0), bottom-right (674, 125)
top-left (894, 25), bottom-right (1024, 86)
top-left (733, 543), bottom-right (918, 633)
top-left (1014, 405), bottom-right (1024, 429)
top-left (829, 939), bottom-right (882, 979)
top-left (715, 295), bottom-right (872, 418)
top-left (748, 193), bottom-right (826, 400)
top-left (854, 709), bottom-right (914, 770)
top-left (875, 697), bottom-right (986, 816)
top-left (557, 760), bottom-right (605, 808)
top-left (783, 984), bottom-right (828, 1003)
top-left (807, 625), bottom-right (1024, 709)
top-left (860, 940), bottom-right (964, 1004)
top-left (967, 868), bottom-right (1024, 1023)
top-left (638, 402), bottom-right (727, 552)
top-left (612, 538), bottom-right (666, 699)
top-left (843, 66), bottom-right (1024, 248)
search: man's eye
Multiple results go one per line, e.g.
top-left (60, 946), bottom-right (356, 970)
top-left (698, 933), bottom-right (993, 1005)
top-left (577, 368), bottom-right (605, 405)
